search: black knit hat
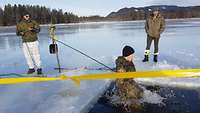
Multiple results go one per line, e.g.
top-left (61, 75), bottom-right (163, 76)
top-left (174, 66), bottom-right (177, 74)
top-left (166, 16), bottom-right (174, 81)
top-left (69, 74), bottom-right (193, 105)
top-left (122, 46), bottom-right (135, 57)
top-left (22, 10), bottom-right (30, 17)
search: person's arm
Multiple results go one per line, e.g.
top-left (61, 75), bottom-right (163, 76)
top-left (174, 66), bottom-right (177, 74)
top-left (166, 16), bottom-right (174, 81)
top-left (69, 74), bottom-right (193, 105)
top-left (16, 23), bottom-right (24, 36)
top-left (159, 17), bottom-right (166, 34)
top-left (31, 20), bottom-right (40, 33)
top-left (115, 58), bottom-right (125, 72)
top-left (145, 19), bottom-right (149, 34)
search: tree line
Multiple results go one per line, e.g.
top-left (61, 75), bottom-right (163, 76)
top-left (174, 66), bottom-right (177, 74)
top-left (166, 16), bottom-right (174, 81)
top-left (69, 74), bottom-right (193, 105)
top-left (0, 4), bottom-right (79, 26)
top-left (1, 5), bottom-right (200, 26)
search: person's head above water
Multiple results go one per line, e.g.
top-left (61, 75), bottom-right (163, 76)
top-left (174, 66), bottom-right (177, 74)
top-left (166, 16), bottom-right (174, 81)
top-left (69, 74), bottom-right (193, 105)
top-left (122, 45), bottom-right (135, 57)
top-left (122, 45), bottom-right (135, 62)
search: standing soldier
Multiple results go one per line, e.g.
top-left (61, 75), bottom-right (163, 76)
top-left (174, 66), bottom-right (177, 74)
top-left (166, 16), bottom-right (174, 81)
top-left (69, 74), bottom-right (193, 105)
top-left (115, 46), bottom-right (144, 112)
top-left (143, 8), bottom-right (165, 62)
top-left (16, 11), bottom-right (43, 75)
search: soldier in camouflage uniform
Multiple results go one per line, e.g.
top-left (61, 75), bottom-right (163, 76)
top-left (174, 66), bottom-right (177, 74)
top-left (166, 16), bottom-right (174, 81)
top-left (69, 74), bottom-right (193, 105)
top-left (115, 46), bottom-right (144, 112)
top-left (143, 8), bottom-right (165, 62)
top-left (16, 11), bottom-right (43, 75)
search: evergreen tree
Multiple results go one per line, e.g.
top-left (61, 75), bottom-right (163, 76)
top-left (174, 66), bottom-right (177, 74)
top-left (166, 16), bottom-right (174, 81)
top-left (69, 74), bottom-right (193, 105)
top-left (0, 7), bottom-right (3, 26)
top-left (3, 4), bottom-right (13, 25)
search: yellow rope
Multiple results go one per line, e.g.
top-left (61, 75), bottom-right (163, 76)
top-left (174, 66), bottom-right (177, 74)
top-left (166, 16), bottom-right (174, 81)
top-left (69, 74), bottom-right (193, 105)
top-left (0, 69), bottom-right (200, 85)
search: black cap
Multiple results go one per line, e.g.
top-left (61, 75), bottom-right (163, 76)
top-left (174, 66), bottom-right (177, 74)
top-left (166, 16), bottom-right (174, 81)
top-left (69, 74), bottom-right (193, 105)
top-left (122, 46), bottom-right (135, 57)
top-left (22, 11), bottom-right (30, 17)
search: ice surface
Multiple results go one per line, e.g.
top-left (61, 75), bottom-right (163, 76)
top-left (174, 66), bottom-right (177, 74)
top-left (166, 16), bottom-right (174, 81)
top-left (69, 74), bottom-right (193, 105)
top-left (0, 70), bottom-right (111, 113)
top-left (0, 18), bottom-right (200, 113)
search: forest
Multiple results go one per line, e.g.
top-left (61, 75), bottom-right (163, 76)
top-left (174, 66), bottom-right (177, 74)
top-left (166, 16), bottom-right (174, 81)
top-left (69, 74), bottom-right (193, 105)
top-left (0, 4), bottom-right (79, 26)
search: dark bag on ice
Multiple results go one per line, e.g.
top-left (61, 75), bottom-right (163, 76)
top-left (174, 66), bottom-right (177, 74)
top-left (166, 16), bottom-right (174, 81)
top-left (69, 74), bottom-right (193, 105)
top-left (49, 43), bottom-right (58, 54)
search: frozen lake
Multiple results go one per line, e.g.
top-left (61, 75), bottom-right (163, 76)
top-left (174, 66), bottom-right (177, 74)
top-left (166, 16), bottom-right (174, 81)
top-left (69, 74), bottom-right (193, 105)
top-left (0, 18), bottom-right (200, 113)
top-left (0, 19), bottom-right (200, 74)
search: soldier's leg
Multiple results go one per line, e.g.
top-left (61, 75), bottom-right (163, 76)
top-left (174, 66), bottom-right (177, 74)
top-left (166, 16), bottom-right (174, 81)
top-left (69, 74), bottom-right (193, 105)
top-left (31, 41), bottom-right (42, 68)
top-left (23, 42), bottom-right (36, 74)
top-left (145, 35), bottom-right (153, 51)
top-left (143, 36), bottom-right (153, 62)
top-left (23, 42), bottom-right (35, 69)
top-left (153, 38), bottom-right (160, 62)
top-left (31, 41), bottom-right (43, 75)
top-left (154, 38), bottom-right (160, 54)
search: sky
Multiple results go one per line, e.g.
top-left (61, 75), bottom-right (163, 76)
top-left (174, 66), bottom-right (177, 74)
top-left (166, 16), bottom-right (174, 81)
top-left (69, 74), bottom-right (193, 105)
top-left (0, 0), bottom-right (200, 16)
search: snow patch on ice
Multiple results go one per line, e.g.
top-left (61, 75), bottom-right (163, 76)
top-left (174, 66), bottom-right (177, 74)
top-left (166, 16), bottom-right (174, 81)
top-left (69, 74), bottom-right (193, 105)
top-left (137, 77), bottom-right (200, 89)
top-left (134, 59), bottom-right (200, 89)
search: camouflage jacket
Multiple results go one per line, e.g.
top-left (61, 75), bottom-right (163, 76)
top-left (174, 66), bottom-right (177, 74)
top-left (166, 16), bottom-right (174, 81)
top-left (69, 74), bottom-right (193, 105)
top-left (115, 56), bottom-right (143, 101)
top-left (16, 19), bottom-right (40, 42)
top-left (116, 56), bottom-right (136, 72)
top-left (145, 14), bottom-right (165, 38)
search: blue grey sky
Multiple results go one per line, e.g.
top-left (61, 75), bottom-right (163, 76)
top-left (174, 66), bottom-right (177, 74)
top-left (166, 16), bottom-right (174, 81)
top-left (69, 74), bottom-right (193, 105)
top-left (1, 0), bottom-right (200, 16)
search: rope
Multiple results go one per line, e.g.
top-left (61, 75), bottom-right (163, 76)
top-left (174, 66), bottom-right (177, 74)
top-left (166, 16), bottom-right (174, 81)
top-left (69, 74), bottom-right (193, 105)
top-left (0, 73), bottom-right (27, 77)
top-left (53, 38), bottom-right (115, 72)
top-left (48, 24), bottom-right (114, 72)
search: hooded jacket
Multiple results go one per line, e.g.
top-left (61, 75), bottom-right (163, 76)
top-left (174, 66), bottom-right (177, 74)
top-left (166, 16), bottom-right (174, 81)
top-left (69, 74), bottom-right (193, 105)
top-left (145, 13), bottom-right (165, 38)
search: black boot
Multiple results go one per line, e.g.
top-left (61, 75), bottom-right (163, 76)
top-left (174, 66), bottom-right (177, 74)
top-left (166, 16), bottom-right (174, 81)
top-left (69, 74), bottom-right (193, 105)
top-left (142, 55), bottom-right (149, 62)
top-left (27, 68), bottom-right (35, 74)
top-left (154, 55), bottom-right (158, 62)
top-left (37, 68), bottom-right (43, 75)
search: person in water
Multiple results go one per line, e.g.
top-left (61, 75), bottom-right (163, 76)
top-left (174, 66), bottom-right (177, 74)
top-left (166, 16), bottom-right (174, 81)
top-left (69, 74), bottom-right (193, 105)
top-left (115, 45), bottom-right (144, 112)
top-left (16, 11), bottom-right (43, 75)
top-left (143, 8), bottom-right (165, 62)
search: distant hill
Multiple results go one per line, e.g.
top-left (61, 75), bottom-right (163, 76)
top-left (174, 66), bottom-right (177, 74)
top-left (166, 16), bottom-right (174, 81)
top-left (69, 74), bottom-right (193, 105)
top-left (106, 5), bottom-right (200, 21)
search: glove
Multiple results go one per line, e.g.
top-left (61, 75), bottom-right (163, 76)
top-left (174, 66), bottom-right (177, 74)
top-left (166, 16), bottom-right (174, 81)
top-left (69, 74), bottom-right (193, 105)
top-left (30, 27), bottom-right (40, 33)
top-left (17, 31), bottom-right (24, 36)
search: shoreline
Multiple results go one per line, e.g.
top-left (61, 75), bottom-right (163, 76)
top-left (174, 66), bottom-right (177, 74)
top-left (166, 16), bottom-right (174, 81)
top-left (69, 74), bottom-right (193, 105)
top-left (0, 17), bottom-right (200, 29)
